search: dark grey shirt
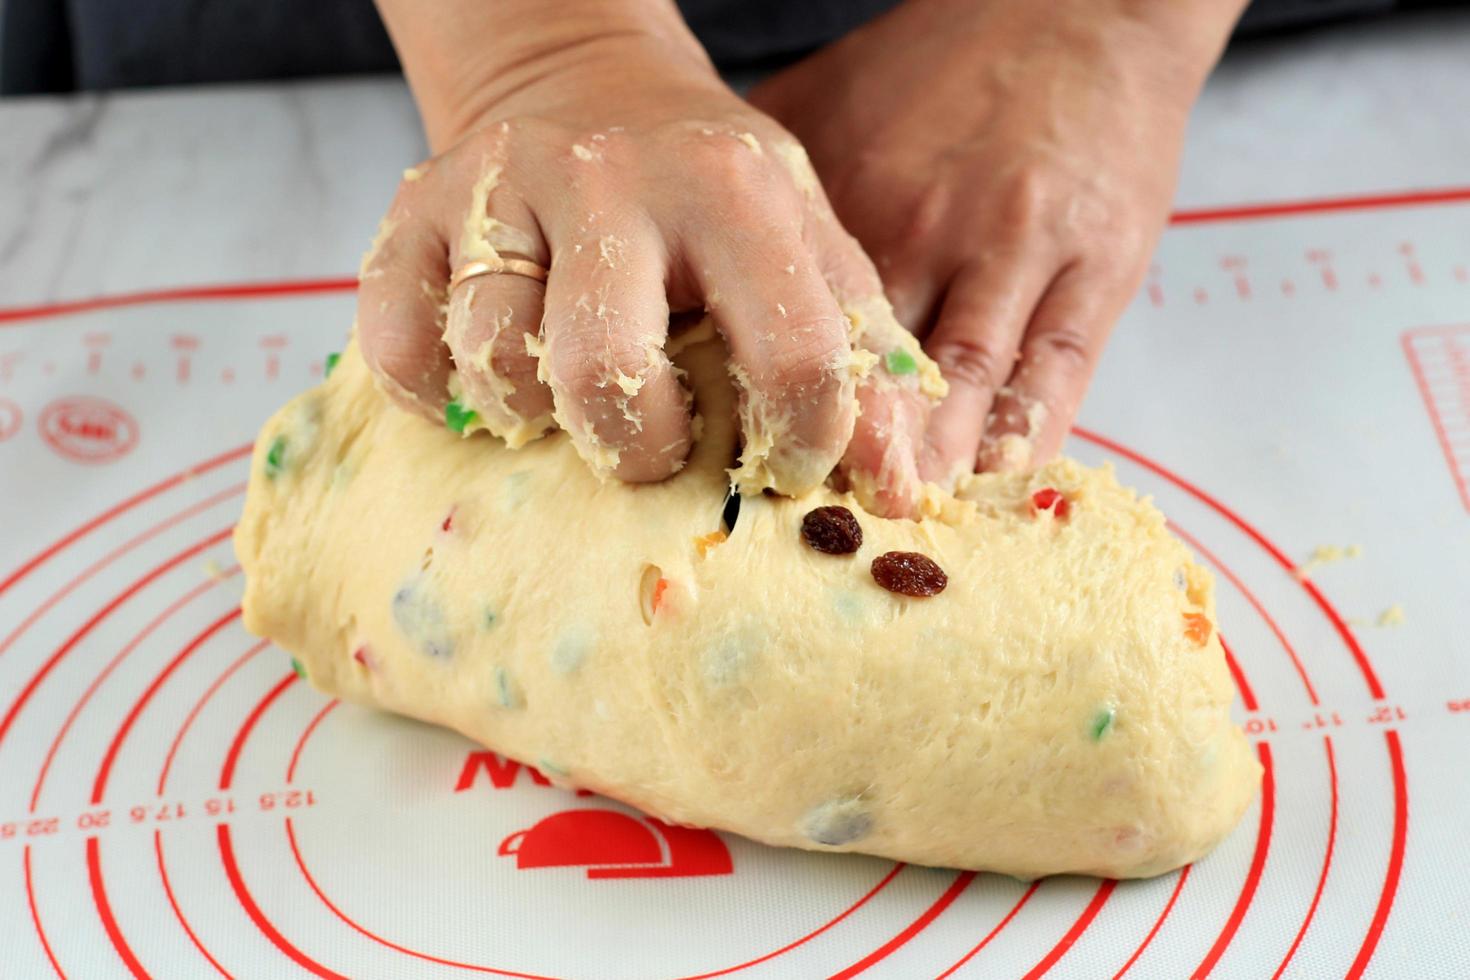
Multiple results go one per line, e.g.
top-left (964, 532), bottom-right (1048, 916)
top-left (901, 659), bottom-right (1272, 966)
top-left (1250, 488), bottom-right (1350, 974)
top-left (0, 0), bottom-right (1428, 95)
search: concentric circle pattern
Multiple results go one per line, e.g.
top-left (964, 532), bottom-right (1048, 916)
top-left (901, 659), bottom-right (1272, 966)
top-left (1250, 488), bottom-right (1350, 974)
top-left (3, 199), bottom-right (1466, 979)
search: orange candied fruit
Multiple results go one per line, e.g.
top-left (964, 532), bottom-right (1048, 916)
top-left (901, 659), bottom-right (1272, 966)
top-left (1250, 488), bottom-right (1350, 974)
top-left (1183, 611), bottom-right (1212, 647)
top-left (651, 577), bottom-right (670, 614)
top-left (694, 530), bottom-right (728, 557)
top-left (1031, 487), bottom-right (1071, 520)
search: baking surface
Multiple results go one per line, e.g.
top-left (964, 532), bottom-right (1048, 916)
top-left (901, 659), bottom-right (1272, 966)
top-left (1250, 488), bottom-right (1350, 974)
top-left (2, 13), bottom-right (1469, 977)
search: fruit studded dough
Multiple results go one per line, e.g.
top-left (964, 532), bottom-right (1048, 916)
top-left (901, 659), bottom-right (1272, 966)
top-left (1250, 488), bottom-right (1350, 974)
top-left (236, 326), bottom-right (1260, 880)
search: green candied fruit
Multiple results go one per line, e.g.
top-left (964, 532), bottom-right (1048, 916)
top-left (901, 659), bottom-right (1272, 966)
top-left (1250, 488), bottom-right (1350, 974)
top-left (495, 666), bottom-right (521, 709)
top-left (884, 349), bottom-right (918, 376)
top-left (444, 399), bottom-right (478, 434)
top-left (1090, 705), bottom-right (1116, 741)
top-left (264, 435), bottom-right (288, 478)
top-left (324, 352), bottom-right (341, 378)
top-left (291, 657), bottom-right (307, 680)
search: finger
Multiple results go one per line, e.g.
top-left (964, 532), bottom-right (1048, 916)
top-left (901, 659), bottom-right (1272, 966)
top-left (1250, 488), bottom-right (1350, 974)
top-left (442, 172), bottom-right (555, 446)
top-left (537, 212), bottom-right (691, 482)
top-left (842, 376), bottom-right (932, 517)
top-left (916, 255), bottom-right (1056, 487)
top-left (690, 214), bottom-right (855, 496)
top-left (977, 263), bottom-right (1125, 472)
top-left (356, 170), bottom-right (452, 421)
top-left (791, 187), bottom-right (946, 517)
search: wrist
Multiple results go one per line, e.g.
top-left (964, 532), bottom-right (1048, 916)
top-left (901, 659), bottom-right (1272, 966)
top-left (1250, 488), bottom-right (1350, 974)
top-left (1104, 0), bottom-right (1251, 82)
top-left (378, 0), bottom-right (716, 150)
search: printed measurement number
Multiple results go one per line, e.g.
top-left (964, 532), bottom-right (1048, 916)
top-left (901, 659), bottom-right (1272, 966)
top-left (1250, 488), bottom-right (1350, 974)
top-left (1, 790), bottom-right (316, 842)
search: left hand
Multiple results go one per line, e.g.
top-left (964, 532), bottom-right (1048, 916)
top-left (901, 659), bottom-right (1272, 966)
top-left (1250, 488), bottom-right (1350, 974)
top-left (751, 0), bottom-right (1246, 484)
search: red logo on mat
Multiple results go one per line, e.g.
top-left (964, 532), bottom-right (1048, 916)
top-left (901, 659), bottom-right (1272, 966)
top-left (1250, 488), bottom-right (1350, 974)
top-left (38, 396), bottom-right (138, 463)
top-left (499, 809), bottom-right (733, 880)
top-left (0, 398), bottom-right (20, 442)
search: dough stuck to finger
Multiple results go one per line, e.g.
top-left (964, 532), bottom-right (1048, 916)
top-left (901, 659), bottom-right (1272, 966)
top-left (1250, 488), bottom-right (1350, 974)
top-left (236, 310), bottom-right (1260, 879)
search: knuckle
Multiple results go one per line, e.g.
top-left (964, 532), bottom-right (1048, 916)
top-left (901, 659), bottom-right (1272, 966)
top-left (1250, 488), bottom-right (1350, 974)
top-left (895, 181), bottom-right (951, 251)
top-left (1032, 323), bottom-right (1096, 376)
top-left (554, 333), bottom-right (656, 401)
top-left (359, 328), bottom-right (440, 401)
top-left (928, 332), bottom-right (1013, 392)
top-left (759, 316), bottom-right (848, 390)
top-left (682, 133), bottom-right (770, 189)
top-left (996, 166), bottom-right (1052, 237)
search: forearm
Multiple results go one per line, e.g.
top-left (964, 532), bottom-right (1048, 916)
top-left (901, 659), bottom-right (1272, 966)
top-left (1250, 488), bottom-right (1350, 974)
top-left (890, 0), bottom-right (1250, 90)
top-left (375, 0), bottom-right (714, 150)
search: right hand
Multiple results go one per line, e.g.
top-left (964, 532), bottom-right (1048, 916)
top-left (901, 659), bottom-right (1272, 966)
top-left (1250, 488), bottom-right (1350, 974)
top-left (357, 29), bottom-right (938, 510)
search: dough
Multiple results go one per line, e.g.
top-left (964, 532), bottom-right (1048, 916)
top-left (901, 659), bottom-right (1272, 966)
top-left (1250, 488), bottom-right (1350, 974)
top-left (235, 326), bottom-right (1260, 880)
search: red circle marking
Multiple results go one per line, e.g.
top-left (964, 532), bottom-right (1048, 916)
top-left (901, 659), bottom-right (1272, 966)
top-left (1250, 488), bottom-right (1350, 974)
top-left (1194, 741), bottom-right (1276, 978)
top-left (1071, 427), bottom-right (1384, 700)
top-left (1168, 522), bottom-right (1316, 706)
top-left (1216, 634), bottom-right (1258, 713)
top-left (0, 482), bottom-right (245, 663)
top-left (157, 634), bottom-right (269, 794)
top-left (0, 525), bottom-right (235, 752)
top-left (286, 699), bottom-right (340, 784)
top-left (1271, 736), bottom-right (1339, 979)
top-left (1348, 732), bottom-right (1408, 979)
top-left (285, 817), bottom-right (559, 980)
top-left (38, 396), bottom-right (139, 464)
top-left (0, 444), bottom-right (250, 602)
top-left (156, 830), bottom-right (234, 978)
top-left (91, 606), bottom-right (242, 805)
top-left (0, 397), bottom-right (21, 441)
top-left (828, 872), bottom-right (976, 979)
top-left (214, 673), bottom-right (343, 978)
top-left (281, 697), bottom-right (910, 978)
top-left (672, 864), bottom-right (903, 980)
top-left (1021, 879), bottom-right (1119, 979)
top-left (25, 845), bottom-right (66, 979)
top-left (30, 570), bottom-right (235, 811)
top-left (934, 880), bottom-right (1041, 979)
top-left (87, 835), bottom-right (148, 978)
top-left (218, 823), bottom-right (345, 980)
top-left (1112, 866), bottom-right (1190, 979)
top-left (150, 636), bottom-right (274, 980)
top-left (219, 671), bottom-right (298, 791)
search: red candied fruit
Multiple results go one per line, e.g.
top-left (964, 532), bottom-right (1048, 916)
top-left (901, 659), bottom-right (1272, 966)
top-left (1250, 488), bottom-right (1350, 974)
top-left (1031, 487), bottom-right (1070, 520)
top-left (1183, 612), bottom-right (1212, 647)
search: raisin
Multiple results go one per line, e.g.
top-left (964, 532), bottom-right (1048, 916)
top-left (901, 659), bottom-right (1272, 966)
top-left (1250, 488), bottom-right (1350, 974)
top-left (1031, 487), bottom-right (1071, 520)
top-left (871, 551), bottom-right (947, 596)
top-left (801, 506), bottom-right (863, 555)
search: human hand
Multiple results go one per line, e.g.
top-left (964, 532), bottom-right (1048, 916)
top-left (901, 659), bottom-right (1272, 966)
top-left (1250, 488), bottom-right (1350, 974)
top-left (751, 0), bottom-right (1245, 484)
top-left (361, 2), bottom-right (941, 507)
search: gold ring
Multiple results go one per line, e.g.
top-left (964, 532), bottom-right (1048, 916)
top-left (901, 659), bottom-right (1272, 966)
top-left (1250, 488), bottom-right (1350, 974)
top-left (449, 257), bottom-right (549, 291)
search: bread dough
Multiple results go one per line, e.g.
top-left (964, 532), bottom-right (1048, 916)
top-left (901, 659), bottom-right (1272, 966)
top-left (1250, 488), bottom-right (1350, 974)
top-left (235, 326), bottom-right (1260, 880)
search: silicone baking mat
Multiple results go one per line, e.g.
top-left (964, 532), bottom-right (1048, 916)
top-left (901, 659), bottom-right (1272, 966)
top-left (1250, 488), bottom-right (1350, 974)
top-left (2, 188), bottom-right (1468, 978)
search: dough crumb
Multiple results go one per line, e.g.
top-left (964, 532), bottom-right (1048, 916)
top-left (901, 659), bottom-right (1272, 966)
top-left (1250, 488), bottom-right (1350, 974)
top-left (1376, 603), bottom-right (1405, 627)
top-left (401, 165), bottom-right (426, 182)
top-left (735, 132), bottom-right (763, 154)
top-left (1294, 543), bottom-right (1363, 580)
top-left (571, 143), bottom-right (596, 161)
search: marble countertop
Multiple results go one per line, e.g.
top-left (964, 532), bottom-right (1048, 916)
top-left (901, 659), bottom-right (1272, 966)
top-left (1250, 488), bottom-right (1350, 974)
top-left (1, 9), bottom-right (1468, 309)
